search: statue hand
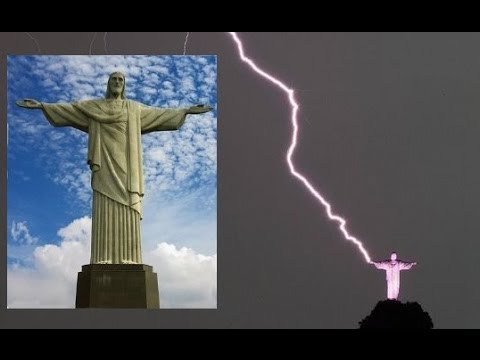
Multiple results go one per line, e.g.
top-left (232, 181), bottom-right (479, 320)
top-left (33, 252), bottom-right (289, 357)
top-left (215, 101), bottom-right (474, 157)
top-left (16, 99), bottom-right (42, 109)
top-left (187, 104), bottom-right (213, 114)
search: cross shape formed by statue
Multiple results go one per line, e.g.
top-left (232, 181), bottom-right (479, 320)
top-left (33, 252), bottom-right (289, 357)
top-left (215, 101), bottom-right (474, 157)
top-left (371, 252), bottom-right (417, 300)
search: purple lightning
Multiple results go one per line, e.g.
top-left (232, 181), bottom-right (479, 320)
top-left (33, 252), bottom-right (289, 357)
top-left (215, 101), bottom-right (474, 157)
top-left (227, 32), bottom-right (372, 263)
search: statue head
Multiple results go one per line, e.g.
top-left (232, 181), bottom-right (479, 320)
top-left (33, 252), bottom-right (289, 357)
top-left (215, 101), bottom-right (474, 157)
top-left (391, 252), bottom-right (397, 261)
top-left (106, 72), bottom-right (126, 99)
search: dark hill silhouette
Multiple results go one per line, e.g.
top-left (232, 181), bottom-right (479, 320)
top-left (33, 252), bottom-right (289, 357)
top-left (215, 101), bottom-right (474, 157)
top-left (359, 300), bottom-right (433, 329)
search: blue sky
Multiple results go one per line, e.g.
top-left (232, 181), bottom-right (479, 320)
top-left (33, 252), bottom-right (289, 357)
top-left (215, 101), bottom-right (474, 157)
top-left (7, 55), bottom-right (217, 308)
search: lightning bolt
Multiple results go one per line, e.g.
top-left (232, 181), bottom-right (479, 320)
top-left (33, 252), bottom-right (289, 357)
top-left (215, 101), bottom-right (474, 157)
top-left (184, 32), bottom-right (190, 55)
top-left (89, 32), bottom-right (98, 55)
top-left (24, 32), bottom-right (42, 54)
top-left (227, 32), bottom-right (372, 263)
top-left (104, 32), bottom-right (109, 54)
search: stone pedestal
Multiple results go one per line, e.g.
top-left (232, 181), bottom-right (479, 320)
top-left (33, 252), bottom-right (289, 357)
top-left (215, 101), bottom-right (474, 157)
top-left (75, 264), bottom-right (160, 309)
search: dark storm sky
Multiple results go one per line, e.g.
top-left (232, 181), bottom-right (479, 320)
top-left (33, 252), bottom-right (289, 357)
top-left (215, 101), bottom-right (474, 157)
top-left (1, 32), bottom-right (480, 328)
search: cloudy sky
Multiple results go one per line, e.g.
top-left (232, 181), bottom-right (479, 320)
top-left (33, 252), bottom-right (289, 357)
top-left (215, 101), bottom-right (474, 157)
top-left (7, 55), bottom-right (217, 309)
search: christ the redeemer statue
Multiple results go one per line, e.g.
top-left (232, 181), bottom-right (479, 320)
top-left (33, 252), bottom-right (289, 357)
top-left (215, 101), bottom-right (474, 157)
top-left (17, 72), bottom-right (212, 265)
top-left (371, 252), bottom-right (417, 300)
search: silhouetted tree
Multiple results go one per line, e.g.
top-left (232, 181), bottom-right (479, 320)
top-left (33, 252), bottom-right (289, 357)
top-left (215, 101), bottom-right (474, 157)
top-left (359, 300), bottom-right (433, 329)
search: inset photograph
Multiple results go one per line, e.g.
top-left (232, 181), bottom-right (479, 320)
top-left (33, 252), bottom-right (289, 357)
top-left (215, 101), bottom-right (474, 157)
top-left (7, 55), bottom-right (217, 309)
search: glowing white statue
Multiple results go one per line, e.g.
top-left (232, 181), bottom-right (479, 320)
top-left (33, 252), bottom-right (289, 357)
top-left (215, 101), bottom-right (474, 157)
top-left (371, 252), bottom-right (417, 300)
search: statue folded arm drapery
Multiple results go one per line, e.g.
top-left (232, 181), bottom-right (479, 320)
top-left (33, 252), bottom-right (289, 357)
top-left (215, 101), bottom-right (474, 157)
top-left (18, 72), bottom-right (212, 265)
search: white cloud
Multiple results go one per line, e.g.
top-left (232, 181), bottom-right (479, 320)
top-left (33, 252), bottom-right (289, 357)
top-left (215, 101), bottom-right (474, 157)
top-left (145, 244), bottom-right (216, 309)
top-left (7, 267), bottom-right (76, 309)
top-left (180, 76), bottom-right (196, 92)
top-left (11, 221), bottom-right (38, 245)
top-left (8, 217), bottom-right (90, 309)
top-left (8, 216), bottom-right (216, 309)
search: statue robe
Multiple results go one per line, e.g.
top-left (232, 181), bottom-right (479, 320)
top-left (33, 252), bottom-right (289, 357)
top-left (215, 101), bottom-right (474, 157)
top-left (41, 99), bottom-right (187, 264)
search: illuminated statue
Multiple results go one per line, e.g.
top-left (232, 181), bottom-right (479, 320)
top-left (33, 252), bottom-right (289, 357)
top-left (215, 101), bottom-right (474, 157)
top-left (371, 252), bottom-right (417, 300)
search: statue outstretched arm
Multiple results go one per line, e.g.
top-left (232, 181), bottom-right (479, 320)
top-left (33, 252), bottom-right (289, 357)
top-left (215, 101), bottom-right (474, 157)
top-left (141, 103), bottom-right (213, 134)
top-left (17, 99), bottom-right (89, 133)
top-left (400, 261), bottom-right (417, 270)
top-left (16, 99), bottom-right (42, 109)
top-left (186, 104), bottom-right (213, 114)
top-left (371, 261), bottom-right (388, 270)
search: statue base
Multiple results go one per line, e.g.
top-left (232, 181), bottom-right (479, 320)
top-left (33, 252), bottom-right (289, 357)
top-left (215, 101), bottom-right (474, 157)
top-left (75, 264), bottom-right (160, 309)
